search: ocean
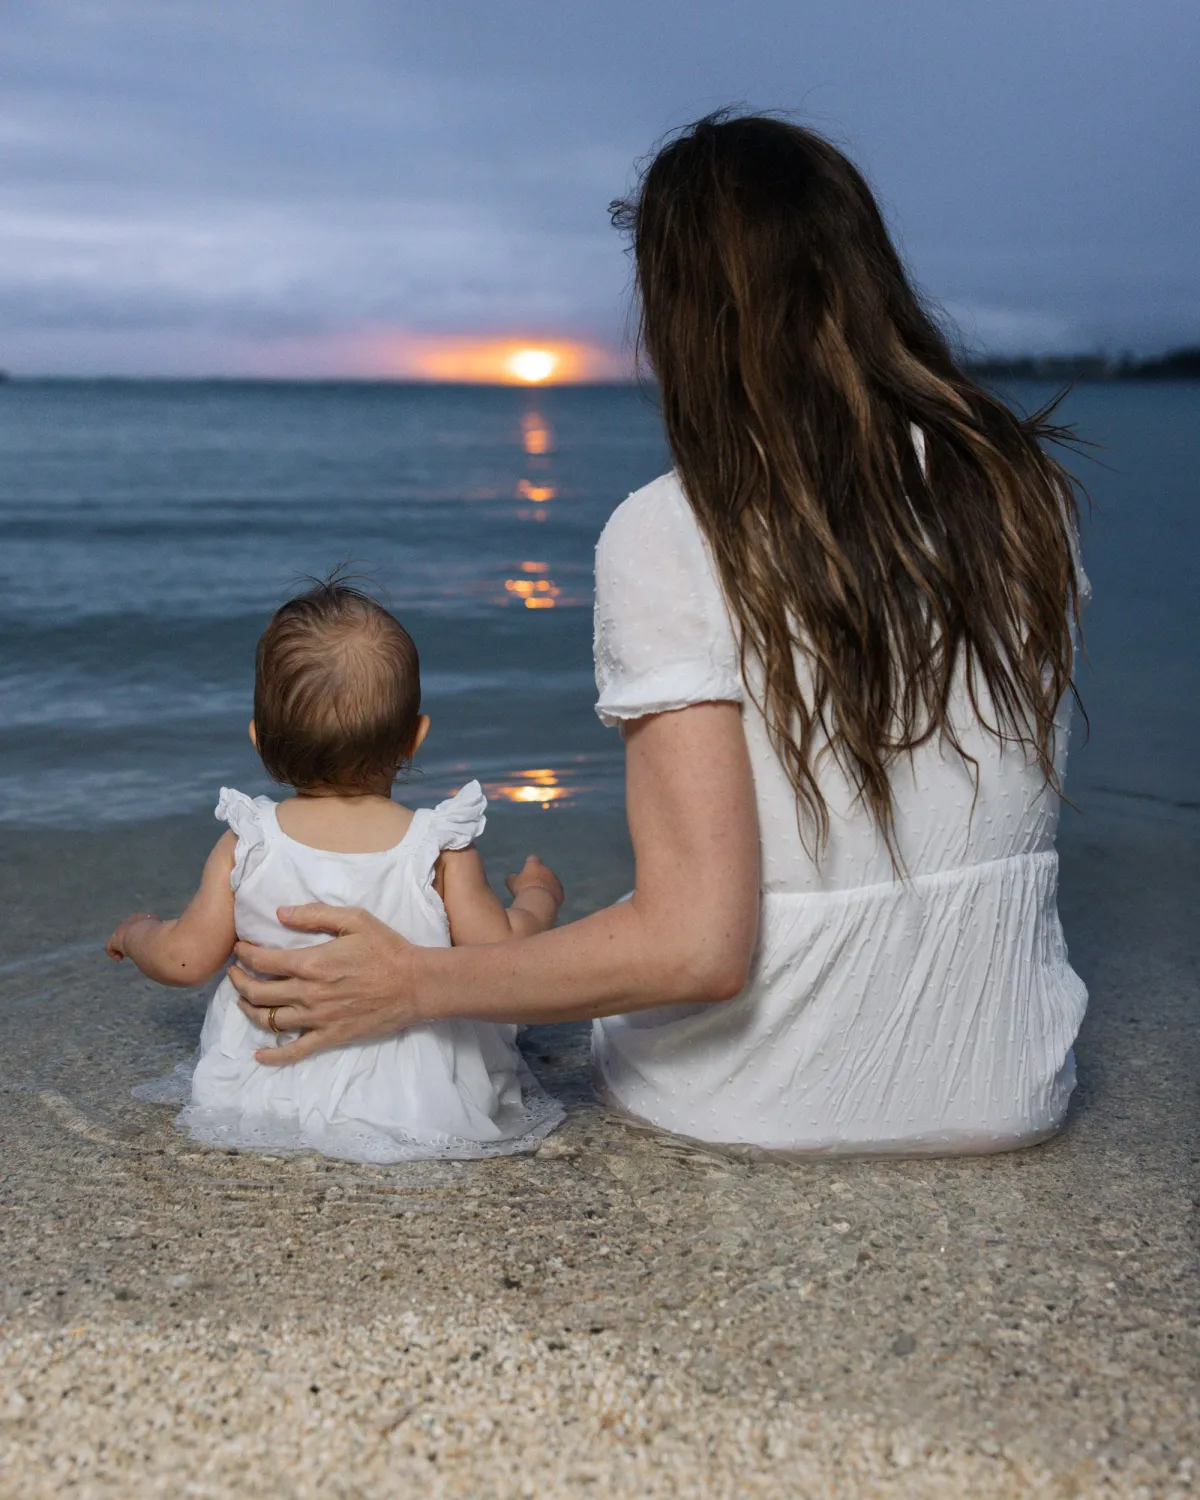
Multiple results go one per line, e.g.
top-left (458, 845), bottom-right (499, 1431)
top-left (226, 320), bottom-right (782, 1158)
top-left (0, 378), bottom-right (1196, 832)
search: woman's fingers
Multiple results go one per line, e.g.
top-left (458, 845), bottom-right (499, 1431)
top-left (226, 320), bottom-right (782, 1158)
top-left (237, 998), bottom-right (299, 1032)
top-left (236, 997), bottom-right (302, 1034)
top-left (226, 909), bottom-right (415, 1062)
top-left (253, 1030), bottom-right (325, 1067)
top-left (229, 908), bottom-right (366, 982)
top-left (226, 965), bottom-right (309, 1008)
top-left (231, 941), bottom-right (321, 980)
top-left (277, 902), bottom-right (367, 936)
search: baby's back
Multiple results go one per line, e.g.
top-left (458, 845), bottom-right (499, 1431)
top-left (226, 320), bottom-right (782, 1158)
top-left (221, 788), bottom-right (452, 954)
top-left (176, 782), bottom-right (564, 1163)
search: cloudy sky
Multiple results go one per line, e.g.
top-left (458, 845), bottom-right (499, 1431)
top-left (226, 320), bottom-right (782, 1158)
top-left (2, 0), bottom-right (1197, 376)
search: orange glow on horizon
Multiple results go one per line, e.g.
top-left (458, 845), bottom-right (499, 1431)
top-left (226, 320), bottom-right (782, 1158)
top-left (359, 335), bottom-right (610, 384)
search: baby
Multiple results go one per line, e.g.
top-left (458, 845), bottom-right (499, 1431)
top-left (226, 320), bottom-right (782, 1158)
top-left (107, 578), bottom-right (565, 1162)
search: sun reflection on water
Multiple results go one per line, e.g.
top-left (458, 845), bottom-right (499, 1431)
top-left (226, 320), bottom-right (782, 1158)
top-left (504, 577), bottom-right (561, 608)
top-left (516, 479), bottom-right (556, 503)
top-left (484, 767), bottom-right (568, 808)
top-left (521, 411), bottom-right (554, 456)
top-left (427, 757), bottom-right (611, 815)
top-left (502, 558), bottom-right (561, 609)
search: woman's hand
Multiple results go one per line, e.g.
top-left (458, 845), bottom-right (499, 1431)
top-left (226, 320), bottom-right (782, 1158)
top-left (228, 904), bottom-right (419, 1065)
top-left (232, 703), bottom-right (758, 1044)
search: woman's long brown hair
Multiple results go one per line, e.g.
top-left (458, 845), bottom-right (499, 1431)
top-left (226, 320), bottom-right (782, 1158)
top-left (613, 113), bottom-right (1083, 857)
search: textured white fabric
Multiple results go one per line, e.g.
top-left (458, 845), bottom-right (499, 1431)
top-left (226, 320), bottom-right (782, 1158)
top-left (591, 471), bottom-right (1088, 1156)
top-left (152, 781), bottom-right (563, 1162)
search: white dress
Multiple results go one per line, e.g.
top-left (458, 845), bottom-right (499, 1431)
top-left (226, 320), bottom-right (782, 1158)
top-left (591, 471), bottom-right (1088, 1156)
top-left (152, 781), bottom-right (563, 1162)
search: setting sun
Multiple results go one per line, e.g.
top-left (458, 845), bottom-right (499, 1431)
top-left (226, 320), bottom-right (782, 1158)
top-left (506, 348), bottom-right (558, 383)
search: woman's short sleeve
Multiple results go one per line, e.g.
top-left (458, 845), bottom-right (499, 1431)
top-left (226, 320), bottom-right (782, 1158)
top-left (593, 473), bottom-right (744, 727)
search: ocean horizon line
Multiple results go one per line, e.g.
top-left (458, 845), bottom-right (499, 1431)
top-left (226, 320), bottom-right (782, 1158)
top-left (3, 343), bottom-right (1200, 386)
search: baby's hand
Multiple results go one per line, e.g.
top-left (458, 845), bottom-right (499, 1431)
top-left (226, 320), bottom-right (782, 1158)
top-left (505, 855), bottom-right (564, 910)
top-left (106, 913), bottom-right (160, 961)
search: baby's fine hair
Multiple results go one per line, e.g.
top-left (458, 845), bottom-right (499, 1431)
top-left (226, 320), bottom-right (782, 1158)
top-left (253, 577), bottom-right (421, 791)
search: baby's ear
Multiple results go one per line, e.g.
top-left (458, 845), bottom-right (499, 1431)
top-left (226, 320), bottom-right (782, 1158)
top-left (410, 715), bottom-right (431, 756)
top-left (248, 719), bottom-right (258, 749)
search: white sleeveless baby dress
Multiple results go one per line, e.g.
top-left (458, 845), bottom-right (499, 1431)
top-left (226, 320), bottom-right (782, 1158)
top-left (159, 781), bottom-right (563, 1162)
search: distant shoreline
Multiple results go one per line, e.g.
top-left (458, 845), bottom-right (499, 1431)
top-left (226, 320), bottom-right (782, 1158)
top-left (2, 345), bottom-right (1199, 387)
top-left (964, 346), bottom-right (1200, 384)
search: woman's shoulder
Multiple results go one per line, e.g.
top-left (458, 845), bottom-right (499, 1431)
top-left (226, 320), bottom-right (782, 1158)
top-left (596, 471), bottom-right (721, 606)
top-left (598, 470), bottom-right (698, 555)
top-left (597, 466), bottom-right (733, 604)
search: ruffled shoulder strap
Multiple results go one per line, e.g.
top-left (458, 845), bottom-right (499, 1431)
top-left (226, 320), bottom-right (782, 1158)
top-left (430, 779), bottom-right (488, 852)
top-left (215, 786), bottom-right (275, 889)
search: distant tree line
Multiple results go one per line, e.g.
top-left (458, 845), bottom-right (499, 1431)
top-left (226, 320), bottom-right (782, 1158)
top-left (965, 347), bottom-right (1200, 383)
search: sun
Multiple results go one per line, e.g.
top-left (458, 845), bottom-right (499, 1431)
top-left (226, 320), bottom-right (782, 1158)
top-left (506, 348), bottom-right (559, 383)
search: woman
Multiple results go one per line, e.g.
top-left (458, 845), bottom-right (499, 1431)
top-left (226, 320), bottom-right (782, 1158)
top-left (231, 114), bottom-right (1088, 1156)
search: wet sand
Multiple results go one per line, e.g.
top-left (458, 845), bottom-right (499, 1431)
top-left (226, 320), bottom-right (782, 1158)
top-left (0, 804), bottom-right (1196, 1497)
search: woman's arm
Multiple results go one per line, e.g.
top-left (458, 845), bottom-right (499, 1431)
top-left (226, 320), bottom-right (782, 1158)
top-left (229, 702), bottom-right (759, 1065)
top-left (106, 832), bottom-right (238, 986)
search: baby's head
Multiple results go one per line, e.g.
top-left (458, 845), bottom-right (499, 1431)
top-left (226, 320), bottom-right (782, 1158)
top-left (252, 579), bottom-right (426, 794)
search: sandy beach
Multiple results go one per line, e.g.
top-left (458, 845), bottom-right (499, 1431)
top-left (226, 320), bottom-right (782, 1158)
top-left (0, 802), bottom-right (1196, 1497)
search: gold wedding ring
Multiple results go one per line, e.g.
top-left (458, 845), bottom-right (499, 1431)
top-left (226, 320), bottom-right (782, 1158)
top-left (268, 1006), bottom-right (283, 1035)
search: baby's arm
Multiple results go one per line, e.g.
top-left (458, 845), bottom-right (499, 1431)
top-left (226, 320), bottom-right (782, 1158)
top-left (105, 832), bottom-right (238, 986)
top-left (437, 849), bottom-right (563, 946)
